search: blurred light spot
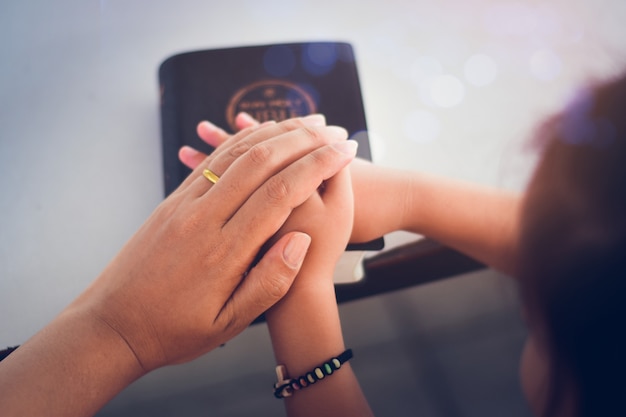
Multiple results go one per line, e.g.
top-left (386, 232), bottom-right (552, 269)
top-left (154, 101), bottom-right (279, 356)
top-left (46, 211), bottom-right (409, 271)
top-left (464, 54), bottom-right (498, 86)
top-left (264, 46), bottom-right (295, 77)
top-left (411, 56), bottom-right (443, 107)
top-left (530, 48), bottom-right (562, 81)
top-left (302, 43), bottom-right (337, 76)
top-left (404, 110), bottom-right (441, 143)
top-left (429, 75), bottom-right (465, 108)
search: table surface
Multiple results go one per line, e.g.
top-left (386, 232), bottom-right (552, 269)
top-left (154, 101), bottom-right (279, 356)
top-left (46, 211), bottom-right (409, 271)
top-left (2, 0), bottom-right (625, 346)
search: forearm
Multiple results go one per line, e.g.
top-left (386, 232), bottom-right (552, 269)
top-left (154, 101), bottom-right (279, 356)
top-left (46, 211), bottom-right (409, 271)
top-left (265, 269), bottom-right (374, 417)
top-left (402, 172), bottom-right (521, 275)
top-left (352, 160), bottom-right (522, 275)
top-left (0, 306), bottom-right (144, 417)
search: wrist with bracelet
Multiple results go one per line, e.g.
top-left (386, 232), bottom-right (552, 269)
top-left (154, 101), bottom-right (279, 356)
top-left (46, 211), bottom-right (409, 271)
top-left (273, 349), bottom-right (353, 399)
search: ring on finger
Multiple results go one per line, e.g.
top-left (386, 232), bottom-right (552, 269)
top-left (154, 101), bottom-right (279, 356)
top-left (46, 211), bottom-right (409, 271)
top-left (202, 167), bottom-right (220, 184)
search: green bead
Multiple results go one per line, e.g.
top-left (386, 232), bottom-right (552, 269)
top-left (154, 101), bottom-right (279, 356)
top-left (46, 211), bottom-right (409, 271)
top-left (324, 363), bottom-right (333, 375)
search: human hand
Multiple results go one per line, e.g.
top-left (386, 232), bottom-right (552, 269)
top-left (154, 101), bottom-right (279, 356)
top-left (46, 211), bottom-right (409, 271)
top-left (259, 136), bottom-right (370, 417)
top-left (272, 163), bottom-right (354, 291)
top-left (178, 112), bottom-right (260, 169)
top-left (185, 112), bottom-right (355, 281)
top-left (69, 117), bottom-right (357, 373)
top-left (183, 115), bottom-right (412, 245)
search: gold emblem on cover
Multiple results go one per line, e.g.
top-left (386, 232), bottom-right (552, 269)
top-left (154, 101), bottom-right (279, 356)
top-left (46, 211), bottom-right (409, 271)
top-left (226, 79), bottom-right (317, 131)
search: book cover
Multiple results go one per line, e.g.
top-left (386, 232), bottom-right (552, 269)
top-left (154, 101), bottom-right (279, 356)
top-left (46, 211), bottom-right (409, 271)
top-left (158, 42), bottom-right (383, 252)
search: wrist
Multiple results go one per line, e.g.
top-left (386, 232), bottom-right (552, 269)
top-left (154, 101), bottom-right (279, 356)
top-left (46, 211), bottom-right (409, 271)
top-left (57, 304), bottom-right (148, 381)
top-left (400, 170), bottom-right (423, 233)
top-left (267, 274), bottom-right (336, 316)
top-left (0, 305), bottom-right (145, 417)
top-left (266, 279), bottom-right (344, 375)
top-left (352, 163), bottom-right (417, 240)
top-left (280, 248), bottom-right (340, 293)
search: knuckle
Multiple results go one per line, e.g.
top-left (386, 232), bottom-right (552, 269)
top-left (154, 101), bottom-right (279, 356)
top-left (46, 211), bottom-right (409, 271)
top-left (219, 306), bottom-right (245, 337)
top-left (247, 142), bottom-right (273, 165)
top-left (263, 176), bottom-right (291, 205)
top-left (308, 145), bottom-right (334, 167)
top-left (298, 126), bottom-right (324, 144)
top-left (227, 141), bottom-right (252, 159)
top-left (258, 271), bottom-right (291, 301)
top-left (277, 118), bottom-right (306, 131)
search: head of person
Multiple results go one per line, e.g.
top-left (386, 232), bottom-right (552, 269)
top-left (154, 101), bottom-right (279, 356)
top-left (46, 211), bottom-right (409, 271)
top-left (517, 72), bottom-right (626, 417)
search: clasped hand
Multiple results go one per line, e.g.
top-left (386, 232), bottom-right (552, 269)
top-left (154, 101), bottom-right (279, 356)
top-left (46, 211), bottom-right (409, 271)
top-left (70, 115), bottom-right (357, 372)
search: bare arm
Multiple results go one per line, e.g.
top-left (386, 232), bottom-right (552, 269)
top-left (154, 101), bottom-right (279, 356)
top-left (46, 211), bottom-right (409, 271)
top-left (265, 167), bottom-right (374, 417)
top-left (350, 159), bottom-right (522, 276)
top-left (185, 116), bottom-right (522, 275)
top-left (0, 308), bottom-right (143, 417)
top-left (0, 118), bottom-right (356, 417)
top-left (266, 277), bottom-right (374, 417)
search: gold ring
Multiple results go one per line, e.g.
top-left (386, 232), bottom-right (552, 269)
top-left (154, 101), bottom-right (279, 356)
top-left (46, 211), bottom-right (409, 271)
top-left (202, 168), bottom-right (220, 184)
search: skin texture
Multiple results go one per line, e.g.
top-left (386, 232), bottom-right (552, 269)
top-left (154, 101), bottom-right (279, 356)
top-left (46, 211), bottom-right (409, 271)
top-left (165, 80), bottom-right (626, 417)
top-left (0, 112), bottom-right (530, 417)
top-left (264, 156), bottom-right (375, 417)
top-left (0, 116), bottom-right (358, 417)
top-left (184, 113), bottom-right (524, 416)
top-left (188, 114), bottom-right (522, 276)
top-left (183, 113), bottom-right (376, 416)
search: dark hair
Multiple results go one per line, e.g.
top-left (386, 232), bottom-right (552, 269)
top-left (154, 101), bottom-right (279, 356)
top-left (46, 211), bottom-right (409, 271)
top-left (518, 72), bottom-right (626, 417)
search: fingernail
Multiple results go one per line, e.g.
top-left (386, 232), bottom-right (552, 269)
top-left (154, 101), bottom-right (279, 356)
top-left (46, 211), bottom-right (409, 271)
top-left (237, 112), bottom-right (257, 124)
top-left (180, 145), bottom-right (200, 157)
top-left (332, 139), bottom-right (359, 156)
top-left (302, 114), bottom-right (326, 126)
top-left (325, 125), bottom-right (349, 141)
top-left (283, 233), bottom-right (311, 268)
top-left (200, 120), bottom-right (221, 133)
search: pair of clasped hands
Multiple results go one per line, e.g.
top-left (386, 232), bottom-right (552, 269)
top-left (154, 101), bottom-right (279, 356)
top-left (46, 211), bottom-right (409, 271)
top-left (80, 113), bottom-right (394, 373)
top-left (0, 113), bottom-right (402, 416)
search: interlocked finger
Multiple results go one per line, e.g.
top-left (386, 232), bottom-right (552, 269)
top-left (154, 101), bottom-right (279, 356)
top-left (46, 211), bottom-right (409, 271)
top-left (220, 139), bottom-right (358, 250)
top-left (185, 116), bottom-right (333, 198)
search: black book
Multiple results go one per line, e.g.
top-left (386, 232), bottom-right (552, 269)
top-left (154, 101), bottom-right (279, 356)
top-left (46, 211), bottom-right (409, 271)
top-left (158, 41), bottom-right (383, 252)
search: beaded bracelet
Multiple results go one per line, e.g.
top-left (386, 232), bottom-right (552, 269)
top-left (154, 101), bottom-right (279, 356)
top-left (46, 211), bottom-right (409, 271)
top-left (273, 349), bottom-right (353, 399)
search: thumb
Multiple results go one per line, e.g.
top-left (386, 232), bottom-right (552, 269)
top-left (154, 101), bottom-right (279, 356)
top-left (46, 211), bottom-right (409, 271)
top-left (215, 232), bottom-right (311, 335)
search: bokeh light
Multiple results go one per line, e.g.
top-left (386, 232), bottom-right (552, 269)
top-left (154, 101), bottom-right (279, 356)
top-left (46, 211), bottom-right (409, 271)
top-left (429, 74), bottom-right (465, 108)
top-left (411, 55), bottom-right (444, 85)
top-left (464, 54), bottom-right (498, 87)
top-left (302, 43), bottom-right (338, 76)
top-left (411, 56), bottom-right (443, 106)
